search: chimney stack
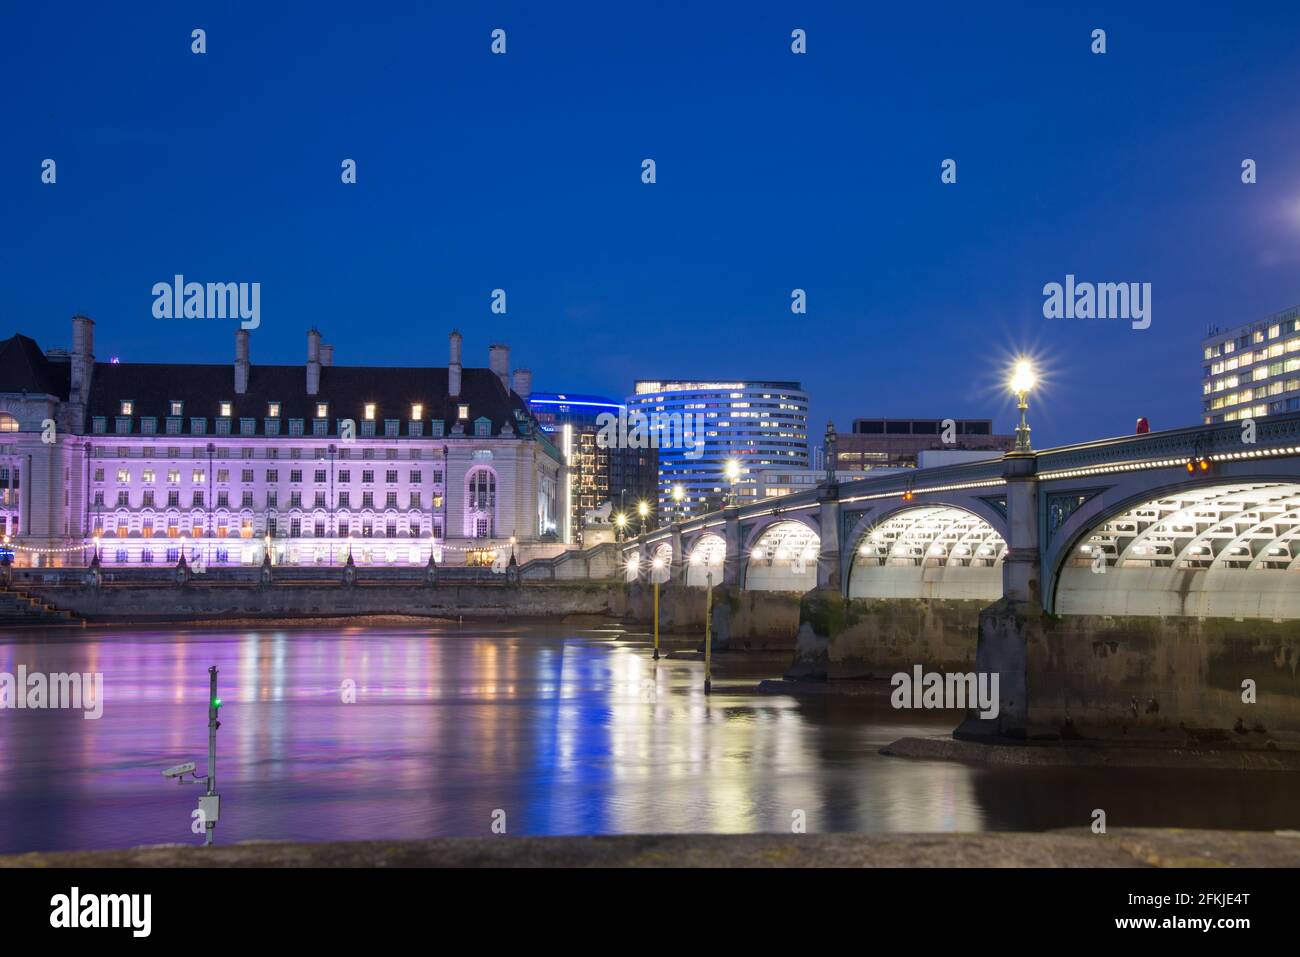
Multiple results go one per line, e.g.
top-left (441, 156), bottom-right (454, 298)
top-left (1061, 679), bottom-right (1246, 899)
top-left (306, 328), bottom-right (322, 395)
top-left (320, 343), bottom-right (334, 367)
top-left (511, 368), bottom-right (532, 401)
top-left (448, 330), bottom-right (463, 398)
top-left (70, 314), bottom-right (95, 404)
top-left (234, 329), bottom-right (251, 394)
top-left (489, 343), bottom-right (510, 392)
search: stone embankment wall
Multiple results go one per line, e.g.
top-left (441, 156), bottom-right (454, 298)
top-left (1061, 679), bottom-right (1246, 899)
top-left (20, 581), bottom-right (621, 623)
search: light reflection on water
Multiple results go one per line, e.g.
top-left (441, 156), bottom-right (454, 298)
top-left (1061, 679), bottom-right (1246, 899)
top-left (0, 623), bottom-right (1297, 854)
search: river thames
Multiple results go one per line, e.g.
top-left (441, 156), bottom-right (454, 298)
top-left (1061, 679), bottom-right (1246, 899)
top-left (1, 623), bottom-right (1297, 854)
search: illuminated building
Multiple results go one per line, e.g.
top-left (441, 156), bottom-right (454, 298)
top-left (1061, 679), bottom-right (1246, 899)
top-left (0, 317), bottom-right (563, 567)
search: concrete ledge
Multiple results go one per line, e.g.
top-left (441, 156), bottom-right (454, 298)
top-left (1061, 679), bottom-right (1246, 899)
top-left (4, 829), bottom-right (1299, 868)
top-left (884, 734), bottom-right (1300, 770)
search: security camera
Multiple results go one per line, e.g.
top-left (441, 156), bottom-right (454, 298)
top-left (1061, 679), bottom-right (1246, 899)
top-left (163, 761), bottom-right (197, 780)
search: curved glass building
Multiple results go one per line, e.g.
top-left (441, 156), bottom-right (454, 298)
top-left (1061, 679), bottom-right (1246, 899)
top-left (627, 380), bottom-right (809, 520)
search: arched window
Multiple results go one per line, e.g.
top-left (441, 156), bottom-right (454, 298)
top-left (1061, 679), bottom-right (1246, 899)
top-left (465, 467), bottom-right (497, 538)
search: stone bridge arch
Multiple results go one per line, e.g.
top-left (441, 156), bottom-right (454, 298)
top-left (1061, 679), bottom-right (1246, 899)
top-left (684, 531), bottom-right (726, 588)
top-left (742, 518), bottom-right (821, 592)
top-left (1048, 476), bottom-right (1300, 619)
top-left (843, 502), bottom-right (1007, 600)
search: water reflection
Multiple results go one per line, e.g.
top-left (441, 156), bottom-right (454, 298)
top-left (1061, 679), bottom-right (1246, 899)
top-left (0, 624), bottom-right (1296, 853)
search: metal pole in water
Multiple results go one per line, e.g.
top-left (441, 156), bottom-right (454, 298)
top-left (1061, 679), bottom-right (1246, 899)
top-left (704, 572), bottom-right (713, 694)
top-left (205, 665), bottom-right (220, 847)
top-left (653, 577), bottom-right (660, 661)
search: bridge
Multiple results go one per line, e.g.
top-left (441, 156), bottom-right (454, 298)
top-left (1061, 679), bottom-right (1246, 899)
top-left (619, 413), bottom-right (1300, 740)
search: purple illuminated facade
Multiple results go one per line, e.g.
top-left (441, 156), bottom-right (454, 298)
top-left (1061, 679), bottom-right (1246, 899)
top-left (0, 317), bottom-right (564, 567)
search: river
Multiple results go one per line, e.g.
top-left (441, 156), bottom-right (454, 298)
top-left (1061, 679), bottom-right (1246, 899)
top-left (1, 622), bottom-right (1297, 854)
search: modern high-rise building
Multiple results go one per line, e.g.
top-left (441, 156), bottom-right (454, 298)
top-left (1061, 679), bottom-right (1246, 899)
top-left (626, 380), bottom-right (809, 518)
top-left (526, 392), bottom-right (657, 544)
top-left (1202, 305), bottom-right (1300, 424)
top-left (0, 317), bottom-right (564, 567)
top-left (834, 418), bottom-right (1013, 471)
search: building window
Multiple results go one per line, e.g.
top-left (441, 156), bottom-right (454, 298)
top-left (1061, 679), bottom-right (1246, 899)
top-left (141, 418), bottom-right (157, 435)
top-left (430, 420), bottom-right (444, 438)
top-left (216, 418), bottom-right (231, 436)
top-left (361, 420), bottom-right (375, 437)
top-left (268, 402), bottom-right (281, 418)
top-left (114, 416), bottom-right (132, 434)
top-left (166, 417), bottom-right (182, 435)
top-left (91, 416), bottom-right (106, 434)
top-left (411, 404), bottom-right (423, 420)
top-left (218, 401), bottom-right (232, 417)
top-left (384, 419), bottom-right (399, 437)
top-left (364, 403), bottom-right (376, 421)
top-left (120, 400), bottom-right (134, 416)
top-left (191, 417), bottom-right (207, 435)
top-left (265, 418), bottom-right (281, 436)
top-left (458, 404), bottom-right (469, 420)
top-left (313, 419), bottom-right (329, 436)
top-left (169, 401), bottom-right (183, 416)
top-left (289, 419), bottom-right (304, 436)
top-left (474, 417), bottom-right (491, 437)
top-left (240, 418), bottom-right (256, 435)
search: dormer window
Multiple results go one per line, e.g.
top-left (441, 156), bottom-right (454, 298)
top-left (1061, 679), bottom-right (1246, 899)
top-left (266, 402), bottom-right (280, 417)
top-left (458, 404), bottom-right (469, 420)
top-left (411, 404), bottom-right (423, 420)
top-left (169, 400), bottom-right (183, 416)
top-left (219, 401), bottom-right (232, 417)
top-left (364, 403), bottom-right (376, 421)
top-left (120, 400), bottom-right (134, 416)
top-left (316, 402), bottom-right (329, 418)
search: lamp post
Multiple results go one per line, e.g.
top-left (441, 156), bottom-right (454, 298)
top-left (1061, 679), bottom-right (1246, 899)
top-left (725, 458), bottom-right (740, 507)
top-left (1010, 359), bottom-right (1037, 454)
top-left (615, 512), bottom-right (627, 543)
top-left (672, 483), bottom-right (684, 524)
top-left (637, 500), bottom-right (649, 535)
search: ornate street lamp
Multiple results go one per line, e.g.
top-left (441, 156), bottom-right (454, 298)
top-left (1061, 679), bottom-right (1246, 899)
top-left (637, 500), bottom-right (649, 535)
top-left (725, 458), bottom-right (741, 507)
top-left (672, 483), bottom-right (684, 523)
top-left (1009, 359), bottom-right (1037, 453)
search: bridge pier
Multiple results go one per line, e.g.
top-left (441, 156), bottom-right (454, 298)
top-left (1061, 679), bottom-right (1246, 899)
top-left (958, 454), bottom-right (1038, 741)
top-left (816, 491), bottom-right (841, 591)
top-left (722, 507), bottom-right (742, 587)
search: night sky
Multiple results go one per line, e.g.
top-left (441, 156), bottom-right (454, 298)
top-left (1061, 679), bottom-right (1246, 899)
top-left (4, 1), bottom-right (1300, 448)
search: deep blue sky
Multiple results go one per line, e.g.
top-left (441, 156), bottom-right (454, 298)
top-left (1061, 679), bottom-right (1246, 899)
top-left (4, 2), bottom-right (1300, 448)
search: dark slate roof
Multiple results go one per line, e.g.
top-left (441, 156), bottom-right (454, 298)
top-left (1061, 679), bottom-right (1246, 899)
top-left (86, 361), bottom-right (534, 438)
top-left (0, 335), bottom-right (71, 399)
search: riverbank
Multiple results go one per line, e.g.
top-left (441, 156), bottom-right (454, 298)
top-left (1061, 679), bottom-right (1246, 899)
top-left (4, 828), bottom-right (1300, 868)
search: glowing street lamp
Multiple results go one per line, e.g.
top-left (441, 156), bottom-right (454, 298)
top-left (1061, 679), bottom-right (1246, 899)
top-left (637, 500), bottom-right (649, 534)
top-left (672, 483), bottom-right (684, 523)
top-left (614, 512), bottom-right (628, 542)
top-left (725, 459), bottom-right (741, 506)
top-left (1009, 359), bottom-right (1037, 453)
